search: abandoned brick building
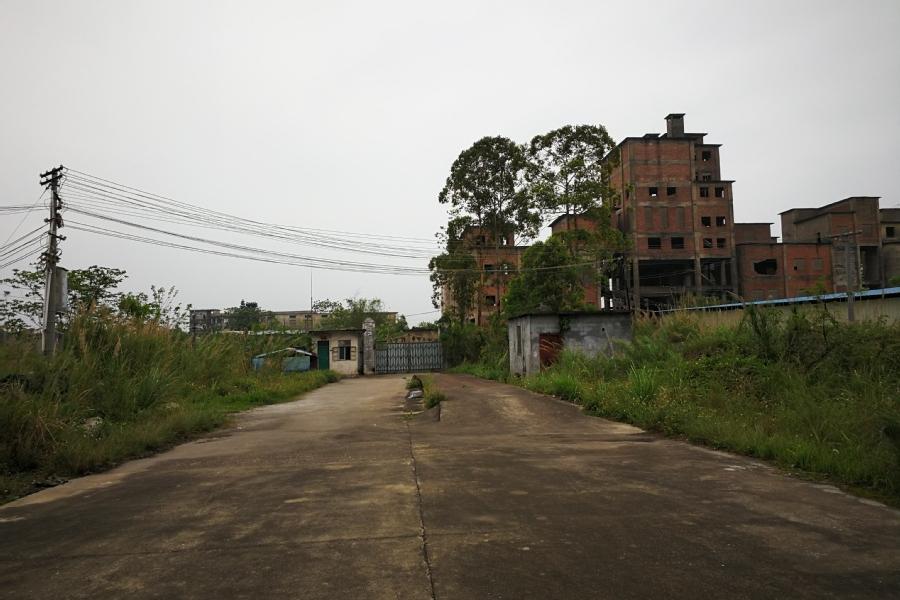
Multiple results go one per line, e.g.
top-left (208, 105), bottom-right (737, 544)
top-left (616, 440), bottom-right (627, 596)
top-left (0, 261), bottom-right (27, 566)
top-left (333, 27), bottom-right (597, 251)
top-left (441, 114), bottom-right (899, 320)
top-left (601, 115), bottom-right (898, 307)
top-left (605, 113), bottom-right (737, 309)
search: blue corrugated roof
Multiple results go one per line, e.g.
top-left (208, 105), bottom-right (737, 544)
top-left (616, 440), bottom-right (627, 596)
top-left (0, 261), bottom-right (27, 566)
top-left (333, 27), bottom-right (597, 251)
top-left (659, 287), bottom-right (900, 313)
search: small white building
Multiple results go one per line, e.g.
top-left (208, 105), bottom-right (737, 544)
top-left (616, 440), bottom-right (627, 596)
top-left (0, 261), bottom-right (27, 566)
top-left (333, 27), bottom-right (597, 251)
top-left (508, 312), bottom-right (633, 377)
top-left (311, 329), bottom-right (364, 376)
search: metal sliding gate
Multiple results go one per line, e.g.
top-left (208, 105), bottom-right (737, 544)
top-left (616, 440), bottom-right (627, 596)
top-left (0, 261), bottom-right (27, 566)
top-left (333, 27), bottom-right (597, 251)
top-left (375, 341), bottom-right (443, 374)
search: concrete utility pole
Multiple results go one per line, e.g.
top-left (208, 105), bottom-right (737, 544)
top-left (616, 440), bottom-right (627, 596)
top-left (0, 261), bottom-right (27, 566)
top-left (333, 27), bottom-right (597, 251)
top-left (829, 229), bottom-right (862, 322)
top-left (40, 165), bottom-right (65, 356)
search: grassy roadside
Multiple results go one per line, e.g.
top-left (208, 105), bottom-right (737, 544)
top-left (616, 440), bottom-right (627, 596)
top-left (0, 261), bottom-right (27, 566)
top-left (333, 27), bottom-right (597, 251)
top-left (1, 315), bottom-right (338, 504)
top-left (452, 308), bottom-right (900, 505)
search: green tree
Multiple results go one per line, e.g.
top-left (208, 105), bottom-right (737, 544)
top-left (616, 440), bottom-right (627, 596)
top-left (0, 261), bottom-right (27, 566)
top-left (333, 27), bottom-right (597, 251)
top-left (525, 124), bottom-right (627, 294)
top-left (118, 286), bottom-right (191, 329)
top-left (503, 235), bottom-right (589, 315)
top-left (0, 263), bottom-right (127, 332)
top-left (525, 124), bottom-right (618, 223)
top-left (318, 297), bottom-right (407, 341)
top-left (439, 137), bottom-right (539, 243)
top-left (225, 300), bottom-right (270, 331)
top-left (437, 137), bottom-right (541, 318)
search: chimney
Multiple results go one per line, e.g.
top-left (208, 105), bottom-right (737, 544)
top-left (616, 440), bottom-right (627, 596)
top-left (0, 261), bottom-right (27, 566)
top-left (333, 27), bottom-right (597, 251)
top-left (665, 113), bottom-right (685, 137)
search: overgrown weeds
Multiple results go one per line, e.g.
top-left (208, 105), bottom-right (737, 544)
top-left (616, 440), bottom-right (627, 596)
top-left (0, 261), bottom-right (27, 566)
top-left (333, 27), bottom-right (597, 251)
top-left (0, 313), bottom-right (337, 503)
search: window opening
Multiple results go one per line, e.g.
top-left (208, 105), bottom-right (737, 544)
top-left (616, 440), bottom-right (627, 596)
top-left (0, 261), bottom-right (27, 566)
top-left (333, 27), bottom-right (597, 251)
top-left (716, 238), bottom-right (726, 248)
top-left (671, 237), bottom-right (685, 249)
top-left (715, 216), bottom-right (726, 226)
top-left (700, 187), bottom-right (709, 198)
top-left (701, 216), bottom-right (711, 227)
top-left (887, 226), bottom-right (896, 238)
top-left (649, 187), bottom-right (658, 197)
top-left (703, 238), bottom-right (713, 249)
top-left (648, 237), bottom-right (662, 250)
top-left (701, 150), bottom-right (711, 161)
top-left (715, 187), bottom-right (725, 198)
top-left (666, 186), bottom-right (677, 196)
top-left (753, 259), bottom-right (778, 275)
top-left (338, 339), bottom-right (352, 361)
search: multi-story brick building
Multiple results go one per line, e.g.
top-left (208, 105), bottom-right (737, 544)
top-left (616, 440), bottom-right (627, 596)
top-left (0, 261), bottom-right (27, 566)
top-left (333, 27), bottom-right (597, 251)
top-left (605, 113), bottom-right (738, 309)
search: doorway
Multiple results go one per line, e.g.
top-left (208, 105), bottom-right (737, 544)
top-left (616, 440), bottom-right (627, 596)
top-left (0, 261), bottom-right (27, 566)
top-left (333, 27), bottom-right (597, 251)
top-left (317, 340), bottom-right (330, 370)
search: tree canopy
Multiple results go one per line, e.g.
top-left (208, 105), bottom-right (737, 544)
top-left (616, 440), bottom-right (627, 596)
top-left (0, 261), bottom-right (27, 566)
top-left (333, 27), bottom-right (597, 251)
top-left (525, 124), bottom-right (618, 221)
top-left (503, 235), bottom-right (589, 316)
top-left (438, 136), bottom-right (540, 245)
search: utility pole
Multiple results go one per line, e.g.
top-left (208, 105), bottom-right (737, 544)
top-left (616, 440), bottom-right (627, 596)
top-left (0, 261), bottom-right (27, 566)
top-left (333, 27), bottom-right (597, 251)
top-left (40, 165), bottom-right (65, 356)
top-left (829, 229), bottom-right (861, 323)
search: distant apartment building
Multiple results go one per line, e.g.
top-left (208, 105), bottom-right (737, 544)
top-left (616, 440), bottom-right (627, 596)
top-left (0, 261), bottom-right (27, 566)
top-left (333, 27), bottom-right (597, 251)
top-left (189, 309), bottom-right (225, 334)
top-left (188, 308), bottom-right (398, 333)
top-left (605, 113), bottom-right (738, 309)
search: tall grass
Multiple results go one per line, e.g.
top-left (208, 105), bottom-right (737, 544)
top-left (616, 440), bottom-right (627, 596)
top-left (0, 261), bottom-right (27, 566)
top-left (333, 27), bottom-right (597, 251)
top-left (467, 307), bottom-right (900, 503)
top-left (0, 313), bottom-right (337, 502)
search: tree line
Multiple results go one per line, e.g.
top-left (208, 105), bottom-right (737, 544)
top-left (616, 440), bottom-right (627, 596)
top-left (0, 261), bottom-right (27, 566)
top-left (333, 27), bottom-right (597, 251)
top-left (430, 123), bottom-right (627, 324)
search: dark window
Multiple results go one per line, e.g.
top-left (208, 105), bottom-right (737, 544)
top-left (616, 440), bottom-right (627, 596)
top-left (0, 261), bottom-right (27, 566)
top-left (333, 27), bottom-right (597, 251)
top-left (703, 238), bottom-right (713, 248)
top-left (701, 216), bottom-right (712, 227)
top-left (648, 237), bottom-right (662, 250)
top-left (715, 187), bottom-right (725, 198)
top-left (701, 150), bottom-right (711, 162)
top-left (700, 187), bottom-right (709, 198)
top-left (716, 216), bottom-right (727, 226)
top-left (338, 339), bottom-right (352, 361)
top-left (716, 238), bottom-right (726, 248)
top-left (887, 226), bottom-right (896, 238)
top-left (484, 263), bottom-right (494, 272)
top-left (649, 187), bottom-right (658, 197)
top-left (666, 186), bottom-right (677, 196)
top-left (701, 173), bottom-right (712, 182)
top-left (753, 259), bottom-right (778, 275)
top-left (485, 295), bottom-right (497, 306)
top-left (671, 237), bottom-right (685, 249)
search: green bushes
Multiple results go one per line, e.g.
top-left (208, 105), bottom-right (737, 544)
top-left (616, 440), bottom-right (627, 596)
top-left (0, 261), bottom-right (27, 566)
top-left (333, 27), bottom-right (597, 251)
top-left (0, 313), bottom-right (337, 502)
top-left (470, 308), bottom-right (900, 502)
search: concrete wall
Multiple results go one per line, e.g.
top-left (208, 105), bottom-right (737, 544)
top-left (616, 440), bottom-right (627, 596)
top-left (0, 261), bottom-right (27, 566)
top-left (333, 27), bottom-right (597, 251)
top-left (661, 295), bottom-right (900, 328)
top-left (508, 313), bottom-right (633, 376)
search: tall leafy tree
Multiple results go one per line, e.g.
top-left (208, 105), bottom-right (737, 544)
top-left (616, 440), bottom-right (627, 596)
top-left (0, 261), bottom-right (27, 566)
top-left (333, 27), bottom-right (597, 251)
top-left (525, 124), bottom-right (618, 224)
top-left (437, 137), bottom-right (540, 319)
top-left (439, 136), bottom-right (539, 244)
top-left (526, 124), bottom-right (628, 295)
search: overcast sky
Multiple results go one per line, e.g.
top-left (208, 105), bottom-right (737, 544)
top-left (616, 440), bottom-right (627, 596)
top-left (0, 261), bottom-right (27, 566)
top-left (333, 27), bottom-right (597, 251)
top-left (2, 0), bottom-right (899, 321)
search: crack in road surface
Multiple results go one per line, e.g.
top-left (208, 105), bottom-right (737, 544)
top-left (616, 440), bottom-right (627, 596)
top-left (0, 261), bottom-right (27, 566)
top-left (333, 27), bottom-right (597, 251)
top-left (406, 421), bottom-right (437, 600)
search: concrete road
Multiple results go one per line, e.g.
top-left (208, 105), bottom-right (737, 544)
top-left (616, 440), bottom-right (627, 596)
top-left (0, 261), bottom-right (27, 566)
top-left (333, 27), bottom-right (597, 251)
top-left (1, 375), bottom-right (899, 599)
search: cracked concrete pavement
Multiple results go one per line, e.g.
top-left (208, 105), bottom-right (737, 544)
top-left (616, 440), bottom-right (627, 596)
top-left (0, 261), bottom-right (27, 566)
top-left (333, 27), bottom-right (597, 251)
top-left (1, 374), bottom-right (899, 599)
